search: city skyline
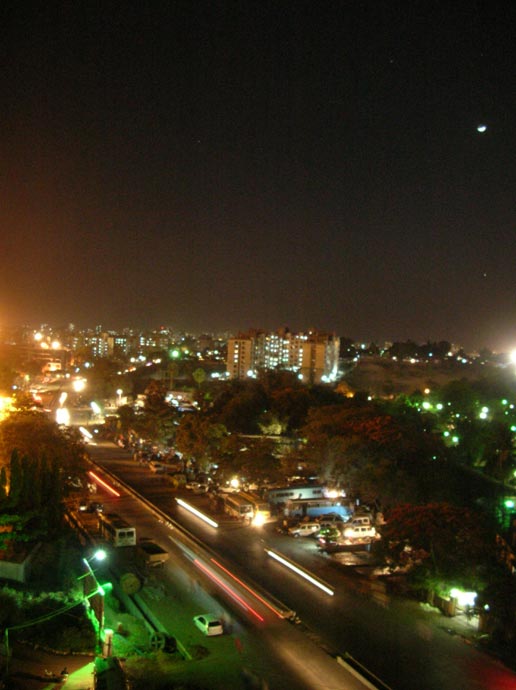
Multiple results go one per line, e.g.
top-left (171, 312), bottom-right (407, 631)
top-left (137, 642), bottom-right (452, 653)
top-left (2, 3), bottom-right (515, 351)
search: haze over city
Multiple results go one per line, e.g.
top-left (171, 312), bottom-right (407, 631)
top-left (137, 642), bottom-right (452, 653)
top-left (2, 2), bottom-right (515, 350)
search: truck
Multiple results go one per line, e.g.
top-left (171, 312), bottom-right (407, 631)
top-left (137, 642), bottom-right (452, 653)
top-left (136, 539), bottom-right (169, 568)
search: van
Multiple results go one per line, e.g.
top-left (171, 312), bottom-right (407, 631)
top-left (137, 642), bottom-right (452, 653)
top-left (343, 523), bottom-right (378, 541)
top-left (317, 514), bottom-right (345, 525)
top-left (347, 516), bottom-right (372, 528)
top-left (288, 522), bottom-right (321, 538)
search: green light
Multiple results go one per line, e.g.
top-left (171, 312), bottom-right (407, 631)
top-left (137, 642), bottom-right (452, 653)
top-left (170, 349), bottom-right (180, 359)
top-left (504, 500), bottom-right (515, 509)
top-left (502, 399), bottom-right (508, 405)
top-left (452, 436), bottom-right (459, 444)
top-left (511, 426), bottom-right (516, 433)
top-left (436, 403), bottom-right (443, 411)
top-left (443, 431), bottom-right (450, 437)
top-left (422, 401), bottom-right (431, 410)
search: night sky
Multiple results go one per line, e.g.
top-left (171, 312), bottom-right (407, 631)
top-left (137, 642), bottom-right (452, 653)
top-left (1, 2), bottom-right (515, 350)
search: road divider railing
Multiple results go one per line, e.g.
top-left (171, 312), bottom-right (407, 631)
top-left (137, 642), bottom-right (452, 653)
top-left (336, 652), bottom-right (394, 690)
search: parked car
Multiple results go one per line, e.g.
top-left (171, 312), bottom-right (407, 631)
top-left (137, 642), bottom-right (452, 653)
top-left (185, 481), bottom-right (201, 491)
top-left (149, 461), bottom-right (166, 473)
top-left (346, 516), bottom-right (373, 528)
top-left (317, 513), bottom-right (345, 524)
top-left (342, 523), bottom-right (378, 541)
top-left (193, 614), bottom-right (224, 636)
top-left (288, 522), bottom-right (321, 538)
top-left (192, 484), bottom-right (209, 494)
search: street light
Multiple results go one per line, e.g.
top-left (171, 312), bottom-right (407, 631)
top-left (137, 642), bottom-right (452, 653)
top-left (2, 551), bottom-right (110, 680)
top-left (81, 550), bottom-right (110, 654)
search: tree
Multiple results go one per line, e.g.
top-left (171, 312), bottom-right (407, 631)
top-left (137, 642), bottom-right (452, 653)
top-left (175, 415), bottom-right (228, 471)
top-left (136, 381), bottom-right (178, 446)
top-left (239, 438), bottom-right (283, 483)
top-left (0, 411), bottom-right (86, 477)
top-left (381, 503), bottom-right (496, 589)
top-left (192, 368), bottom-right (206, 389)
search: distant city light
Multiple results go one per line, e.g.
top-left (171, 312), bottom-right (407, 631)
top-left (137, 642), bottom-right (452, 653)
top-left (476, 124), bottom-right (487, 133)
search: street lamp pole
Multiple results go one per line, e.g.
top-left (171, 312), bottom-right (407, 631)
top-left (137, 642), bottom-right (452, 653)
top-left (81, 550), bottom-right (108, 654)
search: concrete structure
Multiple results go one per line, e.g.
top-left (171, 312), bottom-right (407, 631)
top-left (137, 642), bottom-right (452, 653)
top-left (227, 327), bottom-right (340, 383)
top-left (0, 542), bottom-right (42, 583)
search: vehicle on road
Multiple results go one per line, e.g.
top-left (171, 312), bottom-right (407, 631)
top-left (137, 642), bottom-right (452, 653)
top-left (224, 493), bottom-right (254, 521)
top-left (79, 500), bottom-right (104, 513)
top-left (136, 539), bottom-right (169, 568)
top-left (185, 481), bottom-right (202, 491)
top-left (98, 513), bottom-right (137, 547)
top-left (193, 614), bottom-right (224, 636)
top-left (288, 522), bottom-right (321, 538)
top-left (192, 483), bottom-right (209, 494)
top-left (238, 491), bottom-right (271, 524)
top-left (149, 461), bottom-right (166, 473)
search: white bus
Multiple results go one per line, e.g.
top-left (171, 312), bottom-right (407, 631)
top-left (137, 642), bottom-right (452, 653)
top-left (98, 513), bottom-right (137, 547)
top-left (266, 485), bottom-right (325, 506)
top-left (224, 494), bottom-right (254, 521)
top-left (238, 492), bottom-right (271, 524)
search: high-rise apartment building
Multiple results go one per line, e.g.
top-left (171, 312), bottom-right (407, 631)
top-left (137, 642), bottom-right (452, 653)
top-left (227, 328), bottom-right (340, 383)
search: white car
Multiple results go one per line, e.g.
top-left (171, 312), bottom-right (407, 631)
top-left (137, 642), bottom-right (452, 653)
top-left (185, 481), bottom-right (201, 491)
top-left (193, 614), bottom-right (224, 636)
top-left (288, 522), bottom-right (321, 538)
top-left (342, 524), bottom-right (378, 541)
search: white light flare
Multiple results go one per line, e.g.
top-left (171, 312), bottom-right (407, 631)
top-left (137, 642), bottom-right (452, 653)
top-left (266, 549), bottom-right (334, 597)
top-left (176, 498), bottom-right (219, 528)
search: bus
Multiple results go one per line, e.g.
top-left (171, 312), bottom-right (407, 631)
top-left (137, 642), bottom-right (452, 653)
top-left (98, 513), bottom-right (137, 547)
top-left (266, 485), bottom-right (325, 506)
top-left (238, 492), bottom-right (271, 525)
top-left (224, 494), bottom-right (254, 521)
top-left (284, 498), bottom-right (350, 520)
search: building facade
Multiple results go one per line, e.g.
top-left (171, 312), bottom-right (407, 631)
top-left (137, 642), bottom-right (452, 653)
top-left (227, 328), bottom-right (340, 384)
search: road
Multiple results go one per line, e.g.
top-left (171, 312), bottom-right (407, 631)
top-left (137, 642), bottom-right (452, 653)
top-left (83, 444), bottom-right (382, 690)
top-left (87, 442), bottom-right (516, 690)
